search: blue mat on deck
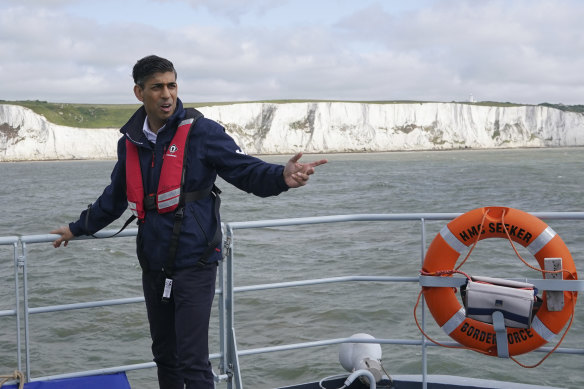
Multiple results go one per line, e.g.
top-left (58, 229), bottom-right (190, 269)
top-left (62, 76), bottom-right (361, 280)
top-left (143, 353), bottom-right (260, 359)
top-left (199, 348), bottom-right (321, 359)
top-left (3, 372), bottom-right (131, 389)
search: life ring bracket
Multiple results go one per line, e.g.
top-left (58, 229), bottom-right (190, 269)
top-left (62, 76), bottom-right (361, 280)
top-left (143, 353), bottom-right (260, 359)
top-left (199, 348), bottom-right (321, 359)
top-left (419, 275), bottom-right (584, 291)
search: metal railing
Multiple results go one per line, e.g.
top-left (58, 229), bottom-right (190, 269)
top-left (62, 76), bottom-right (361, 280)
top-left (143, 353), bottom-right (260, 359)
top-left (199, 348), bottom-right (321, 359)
top-left (2, 212), bottom-right (584, 388)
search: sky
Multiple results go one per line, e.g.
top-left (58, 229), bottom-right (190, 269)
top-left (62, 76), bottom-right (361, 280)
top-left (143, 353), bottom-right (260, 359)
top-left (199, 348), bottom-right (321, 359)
top-left (1, 0), bottom-right (583, 105)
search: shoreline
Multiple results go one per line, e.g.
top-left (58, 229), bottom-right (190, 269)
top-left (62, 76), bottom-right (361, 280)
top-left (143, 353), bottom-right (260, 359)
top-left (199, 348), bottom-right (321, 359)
top-left (2, 145), bottom-right (583, 163)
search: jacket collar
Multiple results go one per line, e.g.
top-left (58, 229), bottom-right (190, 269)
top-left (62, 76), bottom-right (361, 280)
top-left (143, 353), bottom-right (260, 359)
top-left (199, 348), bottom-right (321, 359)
top-left (122, 98), bottom-right (185, 147)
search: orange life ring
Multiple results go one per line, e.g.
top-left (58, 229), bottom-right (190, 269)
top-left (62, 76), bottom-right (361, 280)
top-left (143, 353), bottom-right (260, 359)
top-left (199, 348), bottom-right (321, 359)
top-left (422, 206), bottom-right (578, 356)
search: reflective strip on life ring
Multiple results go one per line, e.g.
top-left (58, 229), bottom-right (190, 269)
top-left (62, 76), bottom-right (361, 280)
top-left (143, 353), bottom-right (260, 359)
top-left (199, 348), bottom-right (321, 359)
top-left (422, 206), bottom-right (578, 356)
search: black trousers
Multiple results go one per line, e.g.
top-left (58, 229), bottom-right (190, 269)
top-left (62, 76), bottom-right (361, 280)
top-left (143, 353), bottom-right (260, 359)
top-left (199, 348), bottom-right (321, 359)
top-left (142, 263), bottom-right (218, 389)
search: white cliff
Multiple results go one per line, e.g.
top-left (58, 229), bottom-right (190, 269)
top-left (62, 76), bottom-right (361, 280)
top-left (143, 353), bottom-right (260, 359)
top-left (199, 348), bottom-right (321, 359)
top-left (0, 104), bottom-right (121, 161)
top-left (1, 102), bottom-right (583, 161)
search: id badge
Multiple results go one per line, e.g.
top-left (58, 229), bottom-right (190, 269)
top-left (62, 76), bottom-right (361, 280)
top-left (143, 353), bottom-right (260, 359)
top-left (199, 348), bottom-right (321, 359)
top-left (162, 278), bottom-right (173, 303)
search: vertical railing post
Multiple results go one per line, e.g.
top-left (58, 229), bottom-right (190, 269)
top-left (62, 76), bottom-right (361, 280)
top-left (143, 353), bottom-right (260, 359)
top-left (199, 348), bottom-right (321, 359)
top-left (217, 247), bottom-right (226, 382)
top-left (224, 226), bottom-right (238, 389)
top-left (20, 242), bottom-right (31, 382)
top-left (420, 218), bottom-right (428, 389)
top-left (13, 241), bottom-right (22, 373)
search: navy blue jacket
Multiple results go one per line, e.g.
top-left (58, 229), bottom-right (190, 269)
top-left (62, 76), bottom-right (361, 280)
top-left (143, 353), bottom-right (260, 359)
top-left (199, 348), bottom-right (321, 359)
top-left (69, 99), bottom-right (289, 270)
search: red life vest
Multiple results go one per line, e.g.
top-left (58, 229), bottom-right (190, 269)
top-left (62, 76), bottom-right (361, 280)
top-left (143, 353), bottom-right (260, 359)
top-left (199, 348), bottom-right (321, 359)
top-left (126, 116), bottom-right (196, 220)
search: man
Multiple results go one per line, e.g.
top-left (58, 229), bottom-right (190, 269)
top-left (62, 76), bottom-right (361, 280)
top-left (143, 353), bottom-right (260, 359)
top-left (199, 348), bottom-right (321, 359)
top-left (51, 55), bottom-right (327, 389)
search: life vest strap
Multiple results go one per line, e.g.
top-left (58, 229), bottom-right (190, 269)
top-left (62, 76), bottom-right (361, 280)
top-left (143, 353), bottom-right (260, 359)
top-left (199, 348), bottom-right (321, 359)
top-left (184, 185), bottom-right (215, 202)
top-left (144, 184), bottom-right (211, 214)
top-left (144, 194), bottom-right (157, 212)
top-left (163, 185), bottom-right (221, 280)
top-left (85, 203), bottom-right (137, 239)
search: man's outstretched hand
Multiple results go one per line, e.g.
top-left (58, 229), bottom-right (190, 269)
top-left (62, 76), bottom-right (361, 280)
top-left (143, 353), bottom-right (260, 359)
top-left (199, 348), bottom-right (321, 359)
top-left (283, 152), bottom-right (328, 188)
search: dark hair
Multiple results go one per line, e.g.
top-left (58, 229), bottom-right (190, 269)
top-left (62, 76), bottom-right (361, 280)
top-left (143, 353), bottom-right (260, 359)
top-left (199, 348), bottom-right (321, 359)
top-left (132, 55), bottom-right (177, 88)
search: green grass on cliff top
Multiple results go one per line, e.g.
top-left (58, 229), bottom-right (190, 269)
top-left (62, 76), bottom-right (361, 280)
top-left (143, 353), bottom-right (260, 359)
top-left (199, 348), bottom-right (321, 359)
top-left (1, 99), bottom-right (581, 129)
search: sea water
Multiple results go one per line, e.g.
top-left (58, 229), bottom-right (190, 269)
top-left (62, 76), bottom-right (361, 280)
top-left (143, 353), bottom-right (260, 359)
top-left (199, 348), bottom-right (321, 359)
top-left (0, 148), bottom-right (583, 388)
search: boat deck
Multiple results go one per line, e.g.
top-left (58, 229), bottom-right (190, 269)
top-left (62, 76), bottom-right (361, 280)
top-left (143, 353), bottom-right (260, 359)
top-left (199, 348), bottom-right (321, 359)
top-left (276, 375), bottom-right (564, 389)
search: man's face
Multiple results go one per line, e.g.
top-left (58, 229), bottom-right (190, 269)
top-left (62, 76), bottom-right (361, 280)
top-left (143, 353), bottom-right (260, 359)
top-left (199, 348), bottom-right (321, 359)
top-left (133, 71), bottom-right (177, 131)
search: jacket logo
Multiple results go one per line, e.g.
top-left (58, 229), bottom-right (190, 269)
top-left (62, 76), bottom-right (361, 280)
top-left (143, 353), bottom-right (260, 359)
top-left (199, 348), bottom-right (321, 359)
top-left (165, 144), bottom-right (179, 158)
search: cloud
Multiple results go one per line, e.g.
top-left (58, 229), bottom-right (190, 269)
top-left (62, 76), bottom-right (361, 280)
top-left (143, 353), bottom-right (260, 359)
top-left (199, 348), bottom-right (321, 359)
top-left (334, 0), bottom-right (584, 103)
top-left (1, 0), bottom-right (583, 104)
top-left (166, 0), bottom-right (288, 23)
